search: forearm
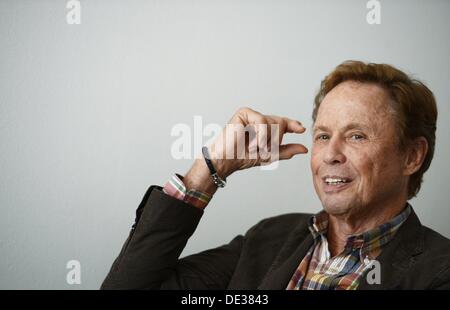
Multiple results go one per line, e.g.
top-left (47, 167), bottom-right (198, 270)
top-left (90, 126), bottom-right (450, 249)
top-left (100, 186), bottom-right (204, 289)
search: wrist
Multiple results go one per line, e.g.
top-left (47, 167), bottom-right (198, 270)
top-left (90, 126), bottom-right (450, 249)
top-left (207, 148), bottom-right (232, 179)
top-left (183, 158), bottom-right (219, 196)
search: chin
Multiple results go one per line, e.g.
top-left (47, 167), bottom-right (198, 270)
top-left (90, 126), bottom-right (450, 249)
top-left (320, 197), bottom-right (355, 216)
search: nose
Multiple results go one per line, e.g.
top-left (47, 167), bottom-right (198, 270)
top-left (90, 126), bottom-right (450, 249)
top-left (323, 136), bottom-right (346, 165)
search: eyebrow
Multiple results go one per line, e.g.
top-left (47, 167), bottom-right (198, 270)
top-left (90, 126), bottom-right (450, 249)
top-left (312, 123), bottom-right (372, 134)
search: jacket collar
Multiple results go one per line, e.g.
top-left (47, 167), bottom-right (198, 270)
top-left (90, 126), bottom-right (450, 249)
top-left (257, 207), bottom-right (424, 290)
top-left (357, 207), bottom-right (424, 289)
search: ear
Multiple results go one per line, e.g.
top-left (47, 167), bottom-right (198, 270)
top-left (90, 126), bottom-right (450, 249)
top-left (403, 137), bottom-right (428, 176)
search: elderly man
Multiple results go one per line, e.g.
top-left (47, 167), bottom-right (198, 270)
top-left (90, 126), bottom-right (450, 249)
top-left (101, 61), bottom-right (450, 290)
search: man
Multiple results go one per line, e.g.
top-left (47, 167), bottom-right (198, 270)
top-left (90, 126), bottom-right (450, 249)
top-left (101, 61), bottom-right (450, 290)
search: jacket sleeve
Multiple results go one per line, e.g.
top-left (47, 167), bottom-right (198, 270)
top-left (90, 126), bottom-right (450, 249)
top-left (100, 185), bottom-right (245, 290)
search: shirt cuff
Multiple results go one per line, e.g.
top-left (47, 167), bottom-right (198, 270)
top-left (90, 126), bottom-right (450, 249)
top-left (162, 174), bottom-right (212, 209)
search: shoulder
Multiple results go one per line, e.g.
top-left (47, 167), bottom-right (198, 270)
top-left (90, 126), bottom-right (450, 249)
top-left (245, 212), bottom-right (313, 238)
top-left (416, 225), bottom-right (450, 289)
top-left (236, 213), bottom-right (314, 265)
top-left (255, 212), bottom-right (313, 227)
top-left (421, 225), bottom-right (450, 259)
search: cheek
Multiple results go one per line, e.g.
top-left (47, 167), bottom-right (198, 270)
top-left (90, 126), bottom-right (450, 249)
top-left (353, 147), bottom-right (398, 188)
top-left (377, 152), bottom-right (405, 180)
top-left (310, 147), bottom-right (322, 175)
top-left (347, 150), bottom-right (376, 185)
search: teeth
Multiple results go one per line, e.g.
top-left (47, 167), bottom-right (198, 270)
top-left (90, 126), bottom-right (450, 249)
top-left (325, 177), bottom-right (349, 184)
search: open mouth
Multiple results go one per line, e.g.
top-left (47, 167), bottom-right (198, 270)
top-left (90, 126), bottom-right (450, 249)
top-left (321, 175), bottom-right (353, 193)
top-left (324, 177), bottom-right (352, 185)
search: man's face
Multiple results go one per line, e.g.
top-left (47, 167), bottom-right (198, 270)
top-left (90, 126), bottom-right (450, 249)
top-left (311, 81), bottom-right (408, 217)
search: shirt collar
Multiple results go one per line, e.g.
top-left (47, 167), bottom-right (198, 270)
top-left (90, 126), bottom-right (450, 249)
top-left (308, 204), bottom-right (412, 261)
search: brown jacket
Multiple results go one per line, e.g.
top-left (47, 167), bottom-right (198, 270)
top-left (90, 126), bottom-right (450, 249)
top-left (101, 185), bottom-right (450, 290)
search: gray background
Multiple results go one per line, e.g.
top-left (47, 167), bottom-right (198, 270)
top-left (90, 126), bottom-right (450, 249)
top-left (1, 0), bottom-right (449, 289)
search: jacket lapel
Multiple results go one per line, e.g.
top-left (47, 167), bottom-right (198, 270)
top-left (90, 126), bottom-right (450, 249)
top-left (357, 208), bottom-right (425, 290)
top-left (258, 218), bottom-right (314, 289)
top-left (258, 208), bottom-right (425, 290)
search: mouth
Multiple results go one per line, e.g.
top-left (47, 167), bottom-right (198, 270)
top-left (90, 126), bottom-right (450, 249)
top-left (321, 175), bottom-right (353, 193)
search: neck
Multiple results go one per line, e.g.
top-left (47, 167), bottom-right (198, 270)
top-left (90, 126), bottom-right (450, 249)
top-left (326, 197), bottom-right (407, 257)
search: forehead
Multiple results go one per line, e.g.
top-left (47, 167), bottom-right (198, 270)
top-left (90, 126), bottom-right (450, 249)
top-left (314, 81), bottom-right (396, 131)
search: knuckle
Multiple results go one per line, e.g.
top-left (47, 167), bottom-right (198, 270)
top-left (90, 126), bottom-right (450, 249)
top-left (238, 106), bottom-right (252, 114)
top-left (253, 114), bottom-right (267, 125)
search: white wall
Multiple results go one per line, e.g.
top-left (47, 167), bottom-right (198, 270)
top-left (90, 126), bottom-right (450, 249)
top-left (1, 0), bottom-right (449, 289)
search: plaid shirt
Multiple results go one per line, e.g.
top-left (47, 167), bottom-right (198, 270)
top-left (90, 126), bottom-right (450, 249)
top-left (163, 174), bottom-right (411, 290)
top-left (162, 174), bottom-right (211, 209)
top-left (286, 205), bottom-right (411, 290)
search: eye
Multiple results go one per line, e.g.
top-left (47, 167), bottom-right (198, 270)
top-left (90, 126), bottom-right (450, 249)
top-left (350, 134), bottom-right (365, 141)
top-left (315, 134), bottom-right (330, 141)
